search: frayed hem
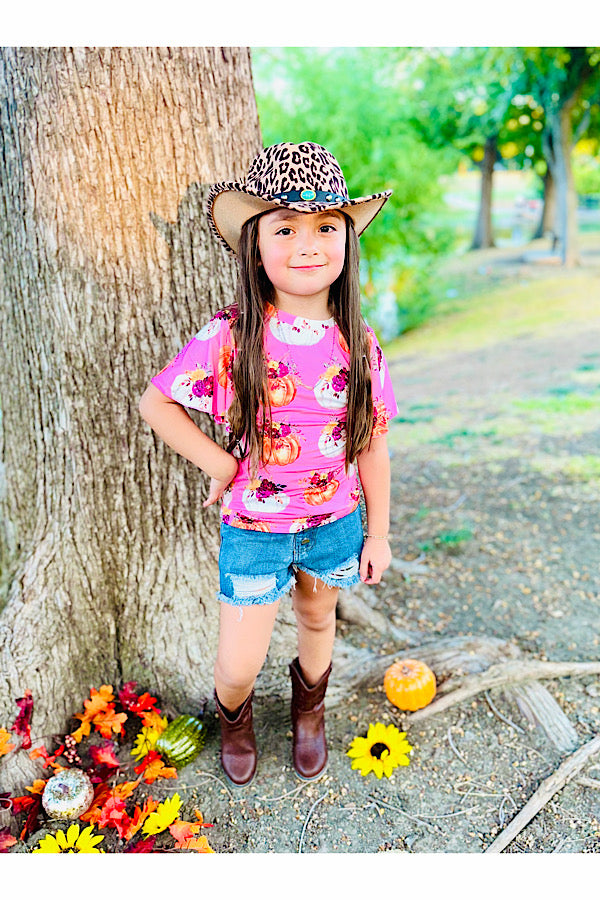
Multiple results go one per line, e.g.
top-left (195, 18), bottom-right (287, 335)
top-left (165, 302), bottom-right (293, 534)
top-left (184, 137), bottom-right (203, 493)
top-left (294, 561), bottom-right (362, 590)
top-left (216, 572), bottom-right (296, 608)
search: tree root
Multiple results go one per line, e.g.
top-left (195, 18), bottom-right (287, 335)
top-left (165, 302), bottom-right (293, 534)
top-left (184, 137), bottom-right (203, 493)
top-left (404, 659), bottom-right (600, 724)
top-left (485, 733), bottom-right (600, 853)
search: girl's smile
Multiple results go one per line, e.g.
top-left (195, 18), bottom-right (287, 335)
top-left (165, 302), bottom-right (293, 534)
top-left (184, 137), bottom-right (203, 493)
top-left (258, 208), bottom-right (347, 316)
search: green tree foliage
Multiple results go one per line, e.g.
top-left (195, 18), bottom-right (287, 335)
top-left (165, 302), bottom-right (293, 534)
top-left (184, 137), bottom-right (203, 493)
top-left (251, 47), bottom-right (456, 333)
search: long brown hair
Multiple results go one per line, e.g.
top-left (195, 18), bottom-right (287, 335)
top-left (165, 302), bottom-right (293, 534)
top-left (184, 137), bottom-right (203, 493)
top-left (226, 212), bottom-right (373, 474)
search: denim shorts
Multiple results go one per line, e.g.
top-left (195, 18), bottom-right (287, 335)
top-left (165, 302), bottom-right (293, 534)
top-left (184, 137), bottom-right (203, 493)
top-left (217, 505), bottom-right (364, 607)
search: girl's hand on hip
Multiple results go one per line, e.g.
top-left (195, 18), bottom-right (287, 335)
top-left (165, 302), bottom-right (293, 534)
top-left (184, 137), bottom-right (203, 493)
top-left (202, 463), bottom-right (238, 508)
top-left (359, 537), bottom-right (392, 585)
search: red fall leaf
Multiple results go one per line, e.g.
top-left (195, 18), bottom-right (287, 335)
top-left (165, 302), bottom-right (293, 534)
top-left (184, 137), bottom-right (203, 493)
top-left (0, 828), bottom-right (17, 853)
top-left (11, 690), bottom-right (33, 750)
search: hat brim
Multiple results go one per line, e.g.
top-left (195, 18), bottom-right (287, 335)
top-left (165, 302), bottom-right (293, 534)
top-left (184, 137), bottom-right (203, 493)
top-left (207, 183), bottom-right (392, 254)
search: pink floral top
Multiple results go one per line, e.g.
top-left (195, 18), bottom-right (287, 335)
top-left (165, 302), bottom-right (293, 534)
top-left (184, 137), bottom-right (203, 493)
top-left (151, 303), bottom-right (398, 533)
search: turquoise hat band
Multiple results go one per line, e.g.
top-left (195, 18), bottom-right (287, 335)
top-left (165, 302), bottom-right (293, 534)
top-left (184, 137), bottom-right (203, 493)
top-left (271, 189), bottom-right (348, 203)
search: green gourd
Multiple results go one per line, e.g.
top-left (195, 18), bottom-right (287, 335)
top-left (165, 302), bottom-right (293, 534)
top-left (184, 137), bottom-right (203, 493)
top-left (155, 715), bottom-right (206, 769)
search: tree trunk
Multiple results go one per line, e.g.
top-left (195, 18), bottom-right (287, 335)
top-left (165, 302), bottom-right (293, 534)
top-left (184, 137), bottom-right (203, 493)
top-left (470, 134), bottom-right (497, 250)
top-left (550, 96), bottom-right (580, 267)
top-left (0, 47), bottom-right (267, 790)
top-left (533, 167), bottom-right (557, 240)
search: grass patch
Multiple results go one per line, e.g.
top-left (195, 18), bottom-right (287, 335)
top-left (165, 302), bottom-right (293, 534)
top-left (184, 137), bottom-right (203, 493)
top-left (562, 455), bottom-right (600, 482)
top-left (419, 527), bottom-right (475, 554)
top-left (514, 391), bottom-right (600, 416)
top-left (387, 271), bottom-right (600, 359)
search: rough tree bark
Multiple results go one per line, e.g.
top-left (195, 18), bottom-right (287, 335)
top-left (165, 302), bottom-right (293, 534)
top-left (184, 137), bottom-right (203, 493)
top-left (470, 134), bottom-right (497, 250)
top-left (0, 47), bottom-right (269, 790)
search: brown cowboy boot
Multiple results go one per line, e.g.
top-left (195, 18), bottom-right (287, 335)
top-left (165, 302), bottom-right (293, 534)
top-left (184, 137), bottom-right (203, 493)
top-left (289, 657), bottom-right (332, 781)
top-left (214, 690), bottom-right (257, 787)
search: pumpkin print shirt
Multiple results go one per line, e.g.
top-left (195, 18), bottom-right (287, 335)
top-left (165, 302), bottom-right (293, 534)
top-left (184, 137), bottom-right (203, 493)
top-left (151, 303), bottom-right (398, 533)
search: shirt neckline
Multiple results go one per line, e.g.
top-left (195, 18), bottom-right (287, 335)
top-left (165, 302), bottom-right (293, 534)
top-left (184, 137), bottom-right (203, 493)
top-left (266, 303), bottom-right (335, 327)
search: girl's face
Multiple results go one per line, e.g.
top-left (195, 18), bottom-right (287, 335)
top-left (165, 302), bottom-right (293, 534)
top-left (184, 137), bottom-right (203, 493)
top-left (257, 208), bottom-right (347, 311)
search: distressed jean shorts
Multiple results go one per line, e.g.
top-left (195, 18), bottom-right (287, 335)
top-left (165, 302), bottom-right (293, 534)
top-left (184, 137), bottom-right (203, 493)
top-left (217, 505), bottom-right (364, 607)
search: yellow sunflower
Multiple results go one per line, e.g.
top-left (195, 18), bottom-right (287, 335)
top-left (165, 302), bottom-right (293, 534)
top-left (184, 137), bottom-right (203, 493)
top-left (32, 823), bottom-right (104, 853)
top-left (347, 722), bottom-right (412, 779)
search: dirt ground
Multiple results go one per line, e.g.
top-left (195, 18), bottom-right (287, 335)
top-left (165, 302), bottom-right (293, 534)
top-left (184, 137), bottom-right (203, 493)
top-left (158, 247), bottom-right (600, 855)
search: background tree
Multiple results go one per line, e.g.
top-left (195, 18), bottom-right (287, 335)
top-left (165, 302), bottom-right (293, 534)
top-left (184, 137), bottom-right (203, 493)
top-left (519, 47), bottom-right (600, 265)
top-left (252, 47), bottom-right (455, 334)
top-left (0, 46), bottom-right (265, 791)
top-left (408, 46), bottom-right (526, 250)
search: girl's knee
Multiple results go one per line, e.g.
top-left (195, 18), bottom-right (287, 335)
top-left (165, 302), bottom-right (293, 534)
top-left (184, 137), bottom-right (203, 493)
top-left (214, 656), bottom-right (259, 693)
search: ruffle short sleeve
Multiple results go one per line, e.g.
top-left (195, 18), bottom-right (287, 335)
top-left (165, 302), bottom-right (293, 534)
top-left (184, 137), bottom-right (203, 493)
top-left (366, 325), bottom-right (398, 437)
top-left (150, 308), bottom-right (236, 426)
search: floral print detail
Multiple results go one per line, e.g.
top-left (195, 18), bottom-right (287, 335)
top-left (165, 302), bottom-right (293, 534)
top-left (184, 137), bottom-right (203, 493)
top-left (290, 512), bottom-right (338, 532)
top-left (151, 304), bottom-right (398, 532)
top-left (314, 364), bottom-right (350, 409)
top-left (171, 368), bottom-right (214, 411)
top-left (242, 478), bottom-right (290, 513)
top-left (318, 420), bottom-right (346, 457)
top-left (373, 399), bottom-right (390, 437)
top-left (218, 345), bottom-right (233, 388)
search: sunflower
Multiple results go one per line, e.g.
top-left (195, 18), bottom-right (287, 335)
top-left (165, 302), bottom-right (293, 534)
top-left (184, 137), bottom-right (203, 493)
top-left (32, 823), bottom-right (104, 853)
top-left (347, 722), bottom-right (412, 779)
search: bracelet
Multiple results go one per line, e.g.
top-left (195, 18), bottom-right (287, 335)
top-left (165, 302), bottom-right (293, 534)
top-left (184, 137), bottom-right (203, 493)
top-left (365, 533), bottom-right (390, 540)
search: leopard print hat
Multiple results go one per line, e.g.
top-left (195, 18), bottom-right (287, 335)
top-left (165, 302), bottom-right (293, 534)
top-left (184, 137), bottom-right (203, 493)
top-left (206, 141), bottom-right (392, 254)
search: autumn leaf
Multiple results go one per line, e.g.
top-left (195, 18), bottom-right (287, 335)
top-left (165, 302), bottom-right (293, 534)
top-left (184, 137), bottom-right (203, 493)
top-left (83, 684), bottom-right (115, 717)
top-left (134, 750), bottom-right (177, 784)
top-left (89, 740), bottom-right (120, 769)
top-left (138, 709), bottom-right (168, 731)
top-left (125, 835), bottom-right (156, 853)
top-left (0, 728), bottom-right (16, 758)
top-left (97, 795), bottom-right (131, 839)
top-left (123, 798), bottom-right (159, 842)
top-left (11, 689), bottom-right (33, 750)
top-left (117, 681), bottom-right (140, 709)
top-left (142, 794), bottom-right (182, 835)
top-left (25, 780), bottom-right (48, 795)
top-left (0, 827), bottom-right (17, 853)
top-left (28, 743), bottom-right (66, 771)
top-left (173, 834), bottom-right (214, 853)
top-left (90, 708), bottom-right (128, 739)
top-left (168, 819), bottom-right (201, 843)
top-left (70, 718), bottom-right (92, 744)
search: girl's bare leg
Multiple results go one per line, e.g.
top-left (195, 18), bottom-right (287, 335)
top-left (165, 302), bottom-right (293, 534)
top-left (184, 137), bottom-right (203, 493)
top-left (214, 599), bottom-right (281, 710)
top-left (292, 569), bottom-right (339, 685)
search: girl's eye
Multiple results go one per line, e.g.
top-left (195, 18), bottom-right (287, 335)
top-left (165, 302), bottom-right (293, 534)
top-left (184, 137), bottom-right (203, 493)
top-left (319, 224), bottom-right (337, 232)
top-left (275, 227), bottom-right (294, 236)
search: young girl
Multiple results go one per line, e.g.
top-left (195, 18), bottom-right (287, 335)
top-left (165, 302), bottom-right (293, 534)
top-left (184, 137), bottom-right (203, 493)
top-left (139, 142), bottom-right (398, 787)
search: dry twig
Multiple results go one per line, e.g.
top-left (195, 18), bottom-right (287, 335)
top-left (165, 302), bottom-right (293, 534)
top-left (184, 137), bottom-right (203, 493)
top-left (485, 733), bottom-right (600, 853)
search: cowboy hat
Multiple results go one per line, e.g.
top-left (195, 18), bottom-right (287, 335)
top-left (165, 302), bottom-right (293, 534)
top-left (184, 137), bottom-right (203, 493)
top-left (206, 141), bottom-right (392, 254)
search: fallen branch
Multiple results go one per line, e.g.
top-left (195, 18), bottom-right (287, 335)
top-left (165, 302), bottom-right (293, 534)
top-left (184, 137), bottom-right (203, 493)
top-left (485, 733), bottom-right (600, 853)
top-left (405, 659), bottom-right (600, 724)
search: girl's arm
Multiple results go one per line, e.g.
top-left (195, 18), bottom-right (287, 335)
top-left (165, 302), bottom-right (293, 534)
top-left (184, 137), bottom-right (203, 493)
top-left (139, 383), bottom-right (238, 507)
top-left (356, 434), bottom-right (392, 584)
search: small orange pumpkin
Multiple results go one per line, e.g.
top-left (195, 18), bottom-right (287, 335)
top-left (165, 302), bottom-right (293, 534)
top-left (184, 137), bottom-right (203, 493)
top-left (263, 434), bottom-right (301, 466)
top-left (304, 478), bottom-right (339, 506)
top-left (269, 375), bottom-right (297, 407)
top-left (383, 659), bottom-right (436, 711)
